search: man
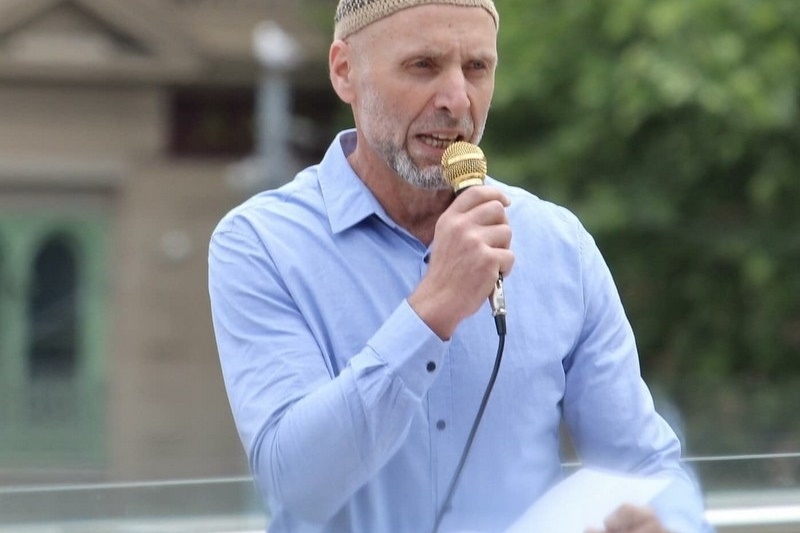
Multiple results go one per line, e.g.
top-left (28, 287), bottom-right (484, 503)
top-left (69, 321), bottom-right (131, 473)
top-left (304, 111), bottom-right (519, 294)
top-left (208, 1), bottom-right (711, 532)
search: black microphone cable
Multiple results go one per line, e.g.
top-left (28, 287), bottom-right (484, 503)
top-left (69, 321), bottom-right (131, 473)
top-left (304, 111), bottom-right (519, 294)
top-left (430, 312), bottom-right (506, 533)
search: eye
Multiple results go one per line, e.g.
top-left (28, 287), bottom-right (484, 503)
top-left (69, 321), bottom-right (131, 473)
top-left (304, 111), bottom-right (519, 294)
top-left (412, 58), bottom-right (434, 69)
top-left (467, 60), bottom-right (490, 72)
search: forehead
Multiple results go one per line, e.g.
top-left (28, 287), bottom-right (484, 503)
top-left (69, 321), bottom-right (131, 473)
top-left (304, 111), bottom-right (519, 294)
top-left (356, 4), bottom-right (497, 54)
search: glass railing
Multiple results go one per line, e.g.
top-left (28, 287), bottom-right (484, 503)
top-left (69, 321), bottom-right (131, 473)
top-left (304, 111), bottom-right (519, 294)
top-left (1, 455), bottom-right (799, 532)
top-left (693, 453), bottom-right (800, 531)
top-left (0, 476), bottom-right (266, 533)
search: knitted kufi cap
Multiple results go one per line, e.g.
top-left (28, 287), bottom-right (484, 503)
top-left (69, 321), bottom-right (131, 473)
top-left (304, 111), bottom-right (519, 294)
top-left (334, 0), bottom-right (499, 40)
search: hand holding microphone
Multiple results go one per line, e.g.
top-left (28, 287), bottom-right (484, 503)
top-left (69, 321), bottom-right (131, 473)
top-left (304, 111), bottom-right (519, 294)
top-left (442, 141), bottom-right (509, 326)
top-left (410, 142), bottom-right (512, 339)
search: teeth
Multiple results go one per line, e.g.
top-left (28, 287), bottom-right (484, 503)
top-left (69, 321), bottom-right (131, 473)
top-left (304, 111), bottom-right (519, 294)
top-left (420, 134), bottom-right (459, 149)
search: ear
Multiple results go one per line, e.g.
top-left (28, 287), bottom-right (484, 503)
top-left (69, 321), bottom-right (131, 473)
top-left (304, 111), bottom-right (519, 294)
top-left (329, 39), bottom-right (357, 104)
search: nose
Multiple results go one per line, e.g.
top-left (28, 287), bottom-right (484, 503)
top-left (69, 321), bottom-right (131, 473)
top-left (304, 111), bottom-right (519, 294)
top-left (433, 67), bottom-right (471, 118)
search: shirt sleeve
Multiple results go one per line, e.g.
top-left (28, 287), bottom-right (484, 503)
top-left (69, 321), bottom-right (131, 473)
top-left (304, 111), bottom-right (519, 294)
top-left (561, 225), bottom-right (711, 532)
top-left (208, 218), bottom-right (448, 523)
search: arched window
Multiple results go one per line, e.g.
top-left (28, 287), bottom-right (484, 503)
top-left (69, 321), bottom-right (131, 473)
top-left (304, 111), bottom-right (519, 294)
top-left (0, 214), bottom-right (106, 470)
top-left (26, 234), bottom-right (79, 422)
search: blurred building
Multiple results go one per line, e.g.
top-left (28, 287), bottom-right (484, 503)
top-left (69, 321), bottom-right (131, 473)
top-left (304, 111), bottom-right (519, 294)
top-left (0, 0), bottom-right (338, 484)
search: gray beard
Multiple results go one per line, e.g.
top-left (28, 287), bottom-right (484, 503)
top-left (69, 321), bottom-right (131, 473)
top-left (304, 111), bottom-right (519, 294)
top-left (382, 143), bottom-right (449, 191)
top-left (358, 86), bottom-right (480, 191)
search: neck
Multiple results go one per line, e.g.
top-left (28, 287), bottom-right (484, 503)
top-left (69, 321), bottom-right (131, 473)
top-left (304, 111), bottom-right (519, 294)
top-left (385, 185), bottom-right (453, 245)
top-left (348, 152), bottom-right (452, 246)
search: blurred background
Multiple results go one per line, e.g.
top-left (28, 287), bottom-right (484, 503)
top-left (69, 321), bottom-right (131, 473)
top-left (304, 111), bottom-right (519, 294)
top-left (0, 0), bottom-right (797, 531)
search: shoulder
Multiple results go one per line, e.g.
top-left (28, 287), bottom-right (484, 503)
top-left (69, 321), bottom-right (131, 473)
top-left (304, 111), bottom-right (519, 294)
top-left (212, 166), bottom-right (326, 243)
top-left (489, 178), bottom-right (587, 245)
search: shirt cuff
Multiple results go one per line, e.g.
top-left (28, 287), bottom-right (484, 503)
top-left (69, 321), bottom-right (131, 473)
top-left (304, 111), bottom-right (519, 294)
top-left (364, 299), bottom-right (450, 401)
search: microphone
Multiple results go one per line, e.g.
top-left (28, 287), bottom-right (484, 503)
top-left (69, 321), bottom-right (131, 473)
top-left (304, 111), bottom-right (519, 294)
top-left (441, 141), bottom-right (507, 327)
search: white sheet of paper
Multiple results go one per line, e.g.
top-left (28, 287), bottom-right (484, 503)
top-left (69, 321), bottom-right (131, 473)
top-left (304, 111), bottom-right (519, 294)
top-left (503, 468), bottom-right (672, 533)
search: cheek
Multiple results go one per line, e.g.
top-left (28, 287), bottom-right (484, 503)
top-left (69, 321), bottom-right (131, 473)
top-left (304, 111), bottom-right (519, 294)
top-left (470, 100), bottom-right (491, 131)
top-left (475, 83), bottom-right (495, 111)
top-left (475, 86), bottom-right (495, 116)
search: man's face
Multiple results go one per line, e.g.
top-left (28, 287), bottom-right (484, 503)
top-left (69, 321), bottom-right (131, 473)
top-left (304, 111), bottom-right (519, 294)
top-left (348, 5), bottom-right (498, 189)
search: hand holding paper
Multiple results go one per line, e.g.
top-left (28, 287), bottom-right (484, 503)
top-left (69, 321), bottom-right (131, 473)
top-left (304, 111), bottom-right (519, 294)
top-left (585, 503), bottom-right (669, 533)
top-left (503, 468), bottom-right (672, 533)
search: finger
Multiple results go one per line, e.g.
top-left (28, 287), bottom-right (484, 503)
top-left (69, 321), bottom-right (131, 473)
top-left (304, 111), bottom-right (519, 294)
top-left (452, 185), bottom-right (510, 211)
top-left (466, 201), bottom-right (508, 229)
top-left (604, 504), bottom-right (661, 532)
top-left (475, 223), bottom-right (512, 251)
top-left (465, 246), bottom-right (514, 300)
top-left (495, 248), bottom-right (515, 278)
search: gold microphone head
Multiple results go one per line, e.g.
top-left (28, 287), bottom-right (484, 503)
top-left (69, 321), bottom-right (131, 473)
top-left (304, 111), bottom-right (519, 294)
top-left (441, 141), bottom-right (487, 194)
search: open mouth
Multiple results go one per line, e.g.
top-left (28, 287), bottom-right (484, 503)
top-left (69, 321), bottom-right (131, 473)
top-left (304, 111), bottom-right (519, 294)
top-left (417, 133), bottom-right (464, 149)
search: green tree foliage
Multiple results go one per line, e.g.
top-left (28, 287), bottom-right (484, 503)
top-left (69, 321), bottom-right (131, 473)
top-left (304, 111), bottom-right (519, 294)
top-left (484, 0), bottom-right (800, 455)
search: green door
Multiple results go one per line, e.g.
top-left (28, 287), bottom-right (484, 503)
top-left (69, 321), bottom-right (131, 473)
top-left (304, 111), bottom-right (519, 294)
top-left (0, 213), bottom-right (108, 471)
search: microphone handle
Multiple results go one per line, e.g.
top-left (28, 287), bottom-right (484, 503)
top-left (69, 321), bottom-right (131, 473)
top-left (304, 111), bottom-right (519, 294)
top-left (454, 185), bottom-right (507, 321)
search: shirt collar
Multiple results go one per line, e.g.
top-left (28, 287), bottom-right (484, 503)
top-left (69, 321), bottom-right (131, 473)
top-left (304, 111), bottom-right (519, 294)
top-left (319, 129), bottom-right (389, 235)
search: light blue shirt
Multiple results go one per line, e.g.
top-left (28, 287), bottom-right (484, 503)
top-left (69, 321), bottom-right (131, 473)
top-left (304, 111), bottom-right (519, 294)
top-left (209, 130), bottom-right (710, 533)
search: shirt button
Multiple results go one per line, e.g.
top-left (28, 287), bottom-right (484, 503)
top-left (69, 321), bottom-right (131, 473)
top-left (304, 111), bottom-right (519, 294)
top-left (423, 254), bottom-right (430, 264)
top-left (436, 420), bottom-right (446, 431)
top-left (426, 361), bottom-right (436, 373)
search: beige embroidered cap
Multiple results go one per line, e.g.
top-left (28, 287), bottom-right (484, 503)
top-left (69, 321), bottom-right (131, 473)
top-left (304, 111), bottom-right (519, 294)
top-left (334, 0), bottom-right (499, 40)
